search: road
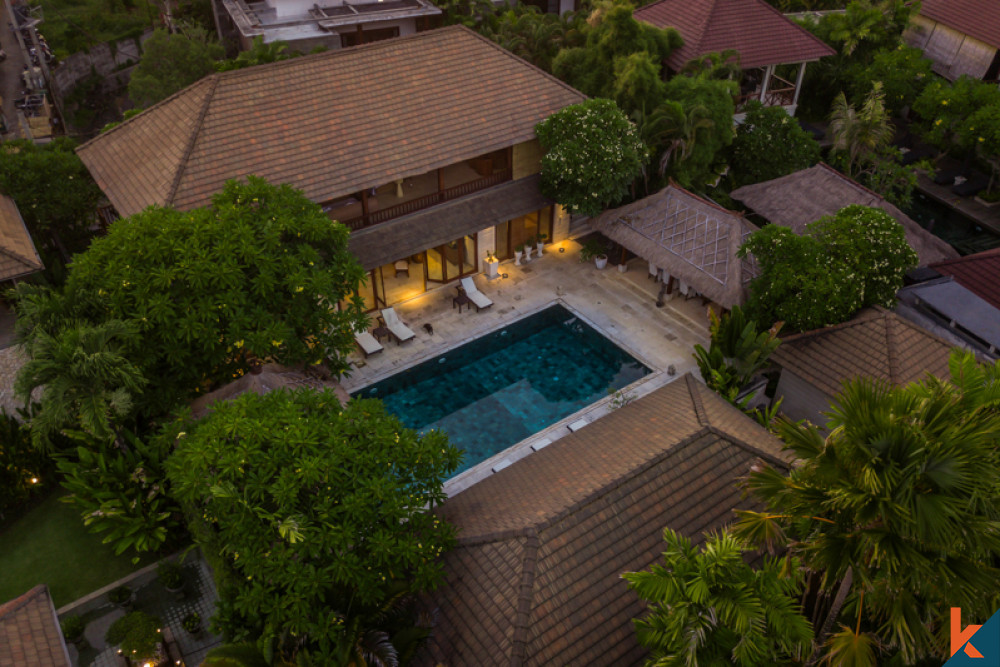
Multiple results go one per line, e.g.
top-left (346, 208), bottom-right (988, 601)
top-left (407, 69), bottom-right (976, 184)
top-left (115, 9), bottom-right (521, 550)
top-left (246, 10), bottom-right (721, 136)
top-left (0, 0), bottom-right (27, 140)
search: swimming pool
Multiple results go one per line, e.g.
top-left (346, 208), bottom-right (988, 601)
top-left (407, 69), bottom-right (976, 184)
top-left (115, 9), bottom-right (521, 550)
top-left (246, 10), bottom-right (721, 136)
top-left (906, 191), bottom-right (1000, 256)
top-left (352, 304), bottom-right (651, 474)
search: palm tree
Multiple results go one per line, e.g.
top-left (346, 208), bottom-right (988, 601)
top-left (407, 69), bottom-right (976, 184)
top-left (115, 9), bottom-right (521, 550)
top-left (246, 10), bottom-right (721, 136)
top-left (16, 318), bottom-right (146, 450)
top-left (733, 349), bottom-right (1000, 665)
top-left (646, 100), bottom-right (716, 177)
top-left (828, 82), bottom-right (894, 177)
top-left (624, 528), bottom-right (813, 666)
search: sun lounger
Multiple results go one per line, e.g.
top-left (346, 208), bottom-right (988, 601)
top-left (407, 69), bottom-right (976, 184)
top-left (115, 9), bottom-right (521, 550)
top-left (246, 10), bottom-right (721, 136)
top-left (354, 326), bottom-right (383, 357)
top-left (953, 173), bottom-right (989, 197)
top-left (460, 277), bottom-right (493, 311)
top-left (380, 307), bottom-right (415, 344)
top-left (900, 143), bottom-right (935, 165)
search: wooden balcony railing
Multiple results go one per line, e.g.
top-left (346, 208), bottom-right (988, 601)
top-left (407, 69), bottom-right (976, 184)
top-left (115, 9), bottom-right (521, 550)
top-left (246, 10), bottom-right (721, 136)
top-left (340, 167), bottom-right (513, 231)
top-left (737, 74), bottom-right (797, 111)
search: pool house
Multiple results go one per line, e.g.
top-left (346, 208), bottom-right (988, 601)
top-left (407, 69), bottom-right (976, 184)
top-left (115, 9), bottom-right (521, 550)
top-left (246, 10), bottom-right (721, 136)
top-left (76, 26), bottom-right (586, 313)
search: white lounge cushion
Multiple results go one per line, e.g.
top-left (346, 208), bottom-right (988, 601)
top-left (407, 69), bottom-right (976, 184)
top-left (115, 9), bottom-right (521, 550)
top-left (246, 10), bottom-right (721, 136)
top-left (460, 277), bottom-right (493, 310)
top-left (380, 308), bottom-right (415, 342)
top-left (354, 330), bottom-right (383, 357)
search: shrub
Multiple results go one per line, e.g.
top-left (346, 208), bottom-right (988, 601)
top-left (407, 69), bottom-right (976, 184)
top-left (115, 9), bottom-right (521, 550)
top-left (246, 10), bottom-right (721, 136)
top-left (181, 612), bottom-right (201, 633)
top-left (729, 102), bottom-right (820, 187)
top-left (156, 561), bottom-right (184, 590)
top-left (60, 615), bottom-right (85, 641)
top-left (105, 611), bottom-right (161, 661)
top-left (106, 585), bottom-right (131, 605)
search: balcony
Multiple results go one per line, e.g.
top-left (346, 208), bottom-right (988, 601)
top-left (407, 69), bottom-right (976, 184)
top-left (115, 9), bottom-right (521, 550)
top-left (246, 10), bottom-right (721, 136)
top-left (334, 162), bottom-right (513, 231)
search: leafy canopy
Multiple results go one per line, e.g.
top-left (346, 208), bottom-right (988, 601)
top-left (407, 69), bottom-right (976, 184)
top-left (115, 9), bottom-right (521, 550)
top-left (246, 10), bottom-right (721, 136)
top-left (734, 350), bottom-right (1000, 664)
top-left (536, 98), bottom-right (648, 216)
top-left (693, 305), bottom-right (782, 406)
top-left (14, 177), bottom-right (368, 421)
top-left (740, 205), bottom-right (917, 331)
top-left (625, 529), bottom-right (813, 666)
top-left (165, 389), bottom-right (463, 663)
top-left (128, 26), bottom-right (224, 107)
top-left (729, 101), bottom-right (820, 188)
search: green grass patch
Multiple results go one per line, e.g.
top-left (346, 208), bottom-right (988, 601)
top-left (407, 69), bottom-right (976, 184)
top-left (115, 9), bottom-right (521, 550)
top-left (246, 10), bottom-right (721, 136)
top-left (0, 491), bottom-right (155, 608)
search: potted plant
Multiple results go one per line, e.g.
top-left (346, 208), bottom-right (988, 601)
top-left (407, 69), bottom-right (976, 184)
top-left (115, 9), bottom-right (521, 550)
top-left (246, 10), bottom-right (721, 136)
top-left (523, 236), bottom-right (534, 261)
top-left (536, 233), bottom-right (547, 255)
top-left (182, 611), bottom-right (203, 637)
top-left (107, 585), bottom-right (132, 608)
top-left (60, 615), bottom-right (87, 648)
top-left (483, 250), bottom-right (499, 279)
top-left (579, 238), bottom-right (608, 269)
top-left (157, 561), bottom-right (185, 598)
top-left (514, 243), bottom-right (524, 266)
top-left (105, 611), bottom-right (162, 664)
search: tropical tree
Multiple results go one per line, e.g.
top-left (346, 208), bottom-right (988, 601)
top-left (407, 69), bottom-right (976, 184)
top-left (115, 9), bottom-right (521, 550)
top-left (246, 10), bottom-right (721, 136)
top-left (480, 6), bottom-right (583, 73)
top-left (0, 410), bottom-right (51, 520)
top-left (165, 389), bottom-right (463, 664)
top-left (216, 36), bottom-right (293, 71)
top-left (624, 529), bottom-right (813, 666)
top-left (729, 100), bottom-right (821, 187)
top-left (0, 138), bottom-right (103, 261)
top-left (962, 104), bottom-right (1000, 199)
top-left (536, 99), bottom-right (648, 216)
top-left (14, 317), bottom-right (146, 450)
top-left (828, 83), bottom-right (894, 178)
top-left (14, 177), bottom-right (368, 420)
top-left (734, 349), bottom-right (1000, 665)
top-left (692, 305), bottom-right (782, 407)
top-left (128, 26), bottom-right (224, 107)
top-left (846, 46), bottom-right (932, 117)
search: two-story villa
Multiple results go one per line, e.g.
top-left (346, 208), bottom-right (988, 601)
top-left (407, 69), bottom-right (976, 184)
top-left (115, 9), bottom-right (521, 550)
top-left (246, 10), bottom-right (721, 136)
top-left (76, 26), bottom-right (586, 311)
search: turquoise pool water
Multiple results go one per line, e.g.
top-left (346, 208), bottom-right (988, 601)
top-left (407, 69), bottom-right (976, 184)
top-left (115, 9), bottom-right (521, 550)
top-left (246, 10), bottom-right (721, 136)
top-left (352, 304), bottom-right (651, 474)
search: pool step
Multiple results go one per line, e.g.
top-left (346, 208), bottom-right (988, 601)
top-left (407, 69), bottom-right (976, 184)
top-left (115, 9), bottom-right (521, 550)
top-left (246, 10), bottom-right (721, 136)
top-left (531, 438), bottom-right (552, 452)
top-left (491, 459), bottom-right (513, 473)
top-left (567, 418), bottom-right (589, 432)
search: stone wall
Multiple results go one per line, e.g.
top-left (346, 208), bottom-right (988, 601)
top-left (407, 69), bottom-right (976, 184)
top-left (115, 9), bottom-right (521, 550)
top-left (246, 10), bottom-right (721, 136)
top-left (512, 138), bottom-right (543, 180)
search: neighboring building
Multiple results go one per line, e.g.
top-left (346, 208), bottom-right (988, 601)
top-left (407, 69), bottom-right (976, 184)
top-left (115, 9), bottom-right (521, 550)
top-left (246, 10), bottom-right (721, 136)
top-left (0, 585), bottom-right (72, 667)
top-left (76, 26), bottom-right (586, 312)
top-left (897, 276), bottom-right (1000, 360)
top-left (593, 185), bottom-right (758, 308)
top-left (928, 247), bottom-right (1000, 311)
top-left (634, 0), bottom-right (834, 117)
top-left (415, 373), bottom-right (790, 666)
top-left (771, 307), bottom-right (955, 425)
top-left (904, 0), bottom-right (1000, 83)
top-left (212, 0), bottom-right (441, 53)
top-left (731, 163), bottom-right (960, 266)
top-left (0, 194), bottom-right (44, 284)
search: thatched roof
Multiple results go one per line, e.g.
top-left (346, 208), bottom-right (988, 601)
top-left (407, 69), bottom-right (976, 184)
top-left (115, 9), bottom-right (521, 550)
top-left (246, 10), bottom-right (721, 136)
top-left (730, 164), bottom-right (959, 266)
top-left (189, 363), bottom-right (349, 418)
top-left (593, 185), bottom-right (758, 308)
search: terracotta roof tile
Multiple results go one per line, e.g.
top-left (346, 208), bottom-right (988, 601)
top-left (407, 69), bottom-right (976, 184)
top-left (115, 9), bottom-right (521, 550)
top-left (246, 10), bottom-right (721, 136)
top-left (77, 26), bottom-right (586, 218)
top-left (634, 0), bottom-right (835, 70)
top-left (0, 195), bottom-right (43, 282)
top-left (919, 0), bottom-right (1000, 49)
top-left (417, 374), bottom-right (789, 666)
top-left (930, 248), bottom-right (1000, 311)
top-left (772, 307), bottom-right (955, 397)
top-left (0, 586), bottom-right (70, 667)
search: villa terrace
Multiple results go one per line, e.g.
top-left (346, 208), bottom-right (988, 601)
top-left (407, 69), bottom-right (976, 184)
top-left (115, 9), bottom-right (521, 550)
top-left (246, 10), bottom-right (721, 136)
top-left (340, 235), bottom-right (712, 496)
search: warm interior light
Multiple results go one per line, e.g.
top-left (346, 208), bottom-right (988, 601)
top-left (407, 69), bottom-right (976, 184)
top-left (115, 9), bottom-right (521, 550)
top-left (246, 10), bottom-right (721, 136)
top-left (30, 477), bottom-right (38, 484)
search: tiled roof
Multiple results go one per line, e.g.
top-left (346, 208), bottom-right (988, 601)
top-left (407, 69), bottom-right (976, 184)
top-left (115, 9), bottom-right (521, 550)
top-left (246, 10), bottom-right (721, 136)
top-left (930, 248), bottom-right (1000, 311)
top-left (593, 185), bottom-right (758, 308)
top-left (416, 374), bottom-right (789, 666)
top-left (919, 0), bottom-right (1000, 49)
top-left (0, 195), bottom-right (43, 282)
top-left (772, 307), bottom-right (955, 397)
top-left (634, 0), bottom-right (835, 70)
top-left (0, 586), bottom-right (70, 667)
top-left (76, 26), bottom-right (586, 218)
top-left (731, 163), bottom-right (959, 266)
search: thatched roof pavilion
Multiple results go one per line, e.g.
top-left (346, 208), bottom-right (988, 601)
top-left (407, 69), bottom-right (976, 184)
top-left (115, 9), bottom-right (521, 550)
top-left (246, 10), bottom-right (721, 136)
top-left (730, 163), bottom-right (959, 266)
top-left (189, 363), bottom-right (350, 419)
top-left (593, 185), bottom-right (758, 308)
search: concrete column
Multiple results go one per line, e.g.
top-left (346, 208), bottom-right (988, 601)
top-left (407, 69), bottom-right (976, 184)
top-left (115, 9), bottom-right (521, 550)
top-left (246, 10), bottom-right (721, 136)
top-left (552, 204), bottom-right (570, 243)
top-left (792, 61), bottom-right (807, 109)
top-left (477, 226), bottom-right (496, 273)
top-left (760, 65), bottom-right (774, 106)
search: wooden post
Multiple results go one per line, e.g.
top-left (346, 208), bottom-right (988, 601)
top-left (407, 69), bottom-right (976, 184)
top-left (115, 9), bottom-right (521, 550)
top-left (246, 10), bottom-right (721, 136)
top-left (361, 189), bottom-right (370, 225)
top-left (792, 61), bottom-right (807, 109)
top-left (437, 168), bottom-right (444, 202)
top-left (619, 245), bottom-right (627, 266)
top-left (356, 24), bottom-right (364, 44)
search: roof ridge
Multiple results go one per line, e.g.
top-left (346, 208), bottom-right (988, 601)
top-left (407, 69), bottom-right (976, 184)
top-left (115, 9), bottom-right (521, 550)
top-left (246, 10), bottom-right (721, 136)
top-left (686, 374), bottom-right (710, 426)
top-left (165, 76), bottom-right (220, 207)
top-left (748, 0), bottom-right (835, 50)
top-left (667, 181), bottom-right (744, 221)
top-left (704, 425), bottom-right (790, 469)
top-left (777, 307), bottom-right (883, 344)
top-left (0, 244), bottom-right (40, 271)
top-left (814, 162), bottom-right (888, 206)
top-left (510, 528), bottom-right (539, 665)
top-left (0, 584), bottom-right (48, 619)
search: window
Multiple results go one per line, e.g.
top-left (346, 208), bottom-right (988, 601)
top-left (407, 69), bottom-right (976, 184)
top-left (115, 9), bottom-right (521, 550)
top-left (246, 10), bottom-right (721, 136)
top-left (340, 26), bottom-right (400, 47)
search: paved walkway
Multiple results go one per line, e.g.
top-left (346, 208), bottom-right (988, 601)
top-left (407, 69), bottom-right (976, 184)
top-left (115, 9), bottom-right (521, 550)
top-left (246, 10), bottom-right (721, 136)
top-left (342, 236), bottom-right (712, 495)
top-left (0, 344), bottom-right (25, 416)
top-left (0, 0), bottom-right (25, 140)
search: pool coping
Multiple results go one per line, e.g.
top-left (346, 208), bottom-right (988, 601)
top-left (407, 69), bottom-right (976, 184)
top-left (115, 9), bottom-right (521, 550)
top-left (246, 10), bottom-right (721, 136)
top-left (346, 297), bottom-right (681, 497)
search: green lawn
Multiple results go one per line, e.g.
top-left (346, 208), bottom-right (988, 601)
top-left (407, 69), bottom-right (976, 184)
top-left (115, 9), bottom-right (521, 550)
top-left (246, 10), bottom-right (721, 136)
top-left (0, 492), bottom-right (155, 608)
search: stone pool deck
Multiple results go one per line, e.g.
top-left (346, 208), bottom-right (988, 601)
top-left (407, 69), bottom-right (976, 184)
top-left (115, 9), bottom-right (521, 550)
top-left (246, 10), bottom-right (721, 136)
top-left (342, 235), bottom-right (712, 496)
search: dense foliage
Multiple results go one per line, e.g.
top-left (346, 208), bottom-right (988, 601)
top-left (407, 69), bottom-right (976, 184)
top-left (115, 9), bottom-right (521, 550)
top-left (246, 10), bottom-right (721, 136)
top-left (536, 99), bottom-right (648, 216)
top-left (105, 611), bottom-right (163, 662)
top-left (734, 350), bottom-right (1000, 664)
top-left (625, 529), bottom-right (813, 666)
top-left (693, 306), bottom-right (781, 406)
top-left (912, 76), bottom-right (1000, 151)
top-left (56, 430), bottom-right (184, 560)
top-left (478, 5), bottom-right (585, 73)
top-left (165, 389), bottom-right (462, 663)
top-left (14, 177), bottom-right (367, 423)
top-left (128, 26), bottom-right (224, 107)
top-left (0, 139), bottom-right (103, 261)
top-left (0, 411), bottom-right (50, 519)
top-left (846, 46), bottom-right (932, 116)
top-left (729, 101), bottom-right (820, 187)
top-left (740, 205), bottom-right (917, 331)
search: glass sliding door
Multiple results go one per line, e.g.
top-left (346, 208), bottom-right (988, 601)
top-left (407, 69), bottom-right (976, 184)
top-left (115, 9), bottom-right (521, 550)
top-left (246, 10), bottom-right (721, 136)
top-left (495, 220), bottom-right (510, 259)
top-left (461, 235), bottom-right (476, 275)
top-left (426, 246), bottom-right (445, 283)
